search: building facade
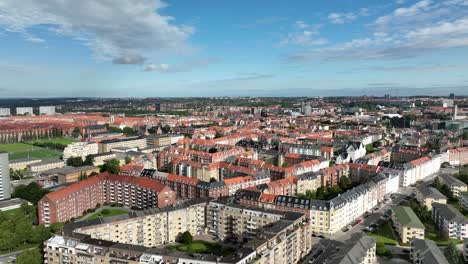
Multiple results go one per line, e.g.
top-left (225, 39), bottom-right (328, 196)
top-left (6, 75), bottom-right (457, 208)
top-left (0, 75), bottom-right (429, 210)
top-left (0, 152), bottom-right (11, 200)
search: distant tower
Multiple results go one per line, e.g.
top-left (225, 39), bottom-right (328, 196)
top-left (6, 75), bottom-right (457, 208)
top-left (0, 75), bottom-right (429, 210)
top-left (449, 93), bottom-right (455, 100)
top-left (110, 115), bottom-right (115, 124)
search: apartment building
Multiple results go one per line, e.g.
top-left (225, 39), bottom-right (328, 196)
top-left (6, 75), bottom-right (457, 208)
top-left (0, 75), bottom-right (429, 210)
top-left (380, 154), bottom-right (442, 187)
top-left (38, 172), bottom-right (176, 225)
top-left (63, 142), bottom-right (99, 160)
top-left (98, 137), bottom-right (147, 153)
top-left (391, 145), bottom-right (425, 163)
top-left (460, 191), bottom-right (468, 211)
top-left (68, 199), bottom-right (209, 247)
top-left (279, 143), bottom-right (334, 159)
top-left (0, 152), bottom-right (11, 201)
top-left (295, 172), bottom-right (320, 194)
top-left (0, 108), bottom-right (11, 116)
top-left (207, 200), bottom-right (302, 242)
top-left (410, 239), bottom-right (449, 264)
top-left (28, 159), bottom-right (65, 173)
top-left (355, 147), bottom-right (391, 166)
top-left (432, 203), bottom-right (468, 240)
top-left (415, 186), bottom-right (447, 210)
top-left (39, 106), bottom-right (56, 115)
top-left (438, 174), bottom-right (467, 198)
top-left (447, 147), bottom-right (468, 166)
top-left (392, 206), bottom-right (425, 243)
top-left (236, 171), bottom-right (400, 235)
top-left (92, 152), bottom-right (118, 166)
top-left (248, 219), bottom-right (313, 264)
top-left (325, 235), bottom-right (377, 264)
top-left (16, 107), bottom-right (33, 115)
top-left (9, 157), bottom-right (41, 170)
top-left (146, 134), bottom-right (172, 150)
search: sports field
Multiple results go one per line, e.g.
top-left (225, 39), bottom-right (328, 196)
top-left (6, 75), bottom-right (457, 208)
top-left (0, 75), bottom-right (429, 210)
top-left (30, 138), bottom-right (76, 145)
top-left (0, 143), bottom-right (62, 160)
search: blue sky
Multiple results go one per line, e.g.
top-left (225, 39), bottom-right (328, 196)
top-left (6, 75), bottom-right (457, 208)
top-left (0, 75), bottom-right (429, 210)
top-left (0, 0), bottom-right (467, 97)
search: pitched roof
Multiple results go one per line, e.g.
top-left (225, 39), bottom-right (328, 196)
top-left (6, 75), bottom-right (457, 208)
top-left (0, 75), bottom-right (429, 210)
top-left (392, 206), bottom-right (425, 229)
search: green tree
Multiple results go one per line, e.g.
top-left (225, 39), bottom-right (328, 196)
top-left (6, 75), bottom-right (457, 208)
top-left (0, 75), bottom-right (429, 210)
top-left (66, 156), bottom-right (84, 167)
top-left (433, 177), bottom-right (442, 189)
top-left (101, 159), bottom-right (120, 174)
top-left (15, 217), bottom-right (33, 243)
top-left (83, 155), bottom-right (95, 166)
top-left (122, 127), bottom-right (137, 136)
top-left (315, 187), bottom-right (327, 200)
top-left (13, 182), bottom-right (50, 204)
top-left (0, 229), bottom-right (19, 251)
top-left (444, 242), bottom-right (463, 264)
top-left (16, 248), bottom-right (42, 264)
top-left (72, 127), bottom-right (81, 138)
top-left (339, 176), bottom-right (351, 190)
top-left (180, 231), bottom-right (193, 244)
top-left (125, 156), bottom-right (132, 164)
top-left (31, 225), bottom-right (51, 243)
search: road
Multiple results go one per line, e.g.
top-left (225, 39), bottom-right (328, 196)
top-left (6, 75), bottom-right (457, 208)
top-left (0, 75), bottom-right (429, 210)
top-left (300, 168), bottom-right (453, 263)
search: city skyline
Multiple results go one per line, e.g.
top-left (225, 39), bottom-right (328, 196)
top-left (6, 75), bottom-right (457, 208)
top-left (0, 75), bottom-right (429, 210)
top-left (1, 0), bottom-right (468, 97)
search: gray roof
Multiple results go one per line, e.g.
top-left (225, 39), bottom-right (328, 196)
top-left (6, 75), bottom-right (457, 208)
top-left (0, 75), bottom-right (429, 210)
top-left (411, 239), bottom-right (449, 264)
top-left (416, 186), bottom-right (447, 199)
top-left (432, 203), bottom-right (468, 224)
top-left (328, 235), bottom-right (376, 264)
top-left (439, 174), bottom-right (467, 187)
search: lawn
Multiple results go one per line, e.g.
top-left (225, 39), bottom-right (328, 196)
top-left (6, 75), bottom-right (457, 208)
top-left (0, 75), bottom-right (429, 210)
top-left (424, 223), bottom-right (463, 246)
top-left (0, 143), bottom-right (62, 160)
top-left (29, 138), bottom-right (76, 145)
top-left (85, 209), bottom-right (129, 220)
top-left (166, 240), bottom-right (236, 256)
top-left (369, 222), bottom-right (398, 245)
top-left (2, 207), bottom-right (22, 218)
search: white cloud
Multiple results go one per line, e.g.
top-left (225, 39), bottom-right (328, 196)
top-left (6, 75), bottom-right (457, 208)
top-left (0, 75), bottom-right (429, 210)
top-left (328, 12), bottom-right (357, 24)
top-left (144, 58), bottom-right (220, 73)
top-left (286, 0), bottom-right (468, 62)
top-left (328, 8), bottom-right (368, 24)
top-left (0, 0), bottom-right (193, 64)
top-left (280, 22), bottom-right (327, 46)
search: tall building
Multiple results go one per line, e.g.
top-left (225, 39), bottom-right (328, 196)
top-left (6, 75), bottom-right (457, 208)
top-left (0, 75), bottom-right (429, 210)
top-left (0, 108), bottom-right (11, 116)
top-left (39, 106), bottom-right (56, 115)
top-left (0, 152), bottom-right (11, 200)
top-left (16, 107), bottom-right (33, 115)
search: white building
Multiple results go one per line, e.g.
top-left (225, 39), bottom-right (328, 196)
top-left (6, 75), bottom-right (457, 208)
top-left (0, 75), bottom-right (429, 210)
top-left (0, 153), bottom-right (11, 201)
top-left (39, 106), bottom-right (56, 115)
top-left (400, 155), bottom-right (442, 187)
top-left (0, 108), bottom-right (11, 116)
top-left (63, 142), bottom-right (99, 160)
top-left (16, 107), bottom-right (33, 115)
top-left (432, 203), bottom-right (468, 240)
top-left (346, 141), bottom-right (366, 162)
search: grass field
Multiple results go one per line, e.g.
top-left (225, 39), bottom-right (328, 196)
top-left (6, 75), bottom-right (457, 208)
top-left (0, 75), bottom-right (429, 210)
top-left (0, 143), bottom-right (62, 160)
top-left (369, 222), bottom-right (398, 245)
top-left (29, 138), bottom-right (76, 145)
top-left (166, 240), bottom-right (236, 256)
top-left (85, 209), bottom-right (129, 220)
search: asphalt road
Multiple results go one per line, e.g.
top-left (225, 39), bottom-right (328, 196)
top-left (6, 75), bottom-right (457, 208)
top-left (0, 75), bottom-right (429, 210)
top-left (300, 169), bottom-right (453, 264)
